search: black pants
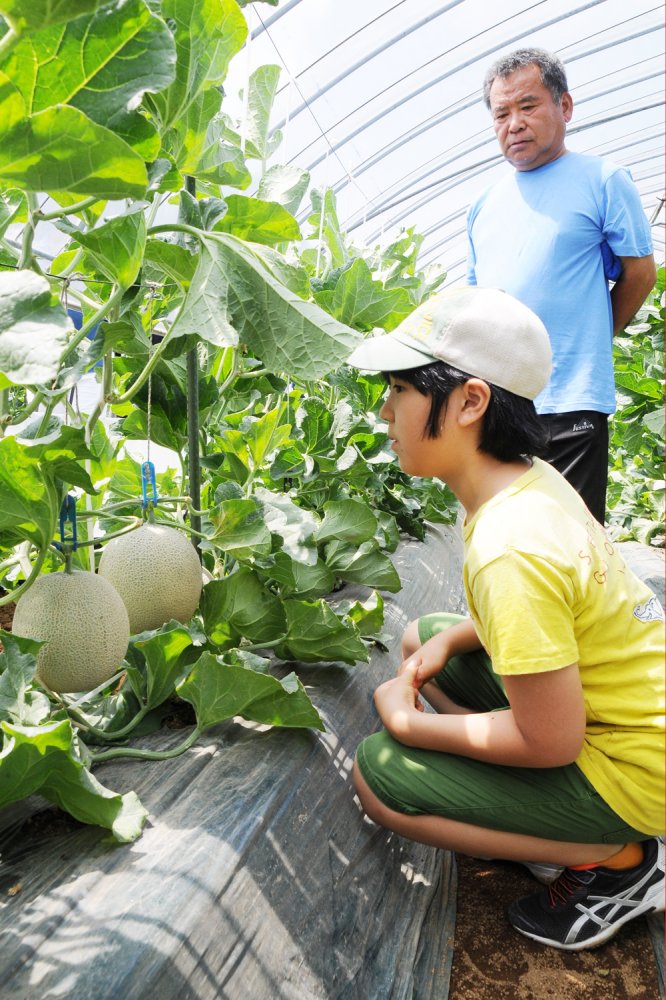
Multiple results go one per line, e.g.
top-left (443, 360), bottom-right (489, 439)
top-left (538, 411), bottom-right (609, 525)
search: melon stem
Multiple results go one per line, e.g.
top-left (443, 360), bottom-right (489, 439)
top-left (90, 726), bottom-right (203, 762)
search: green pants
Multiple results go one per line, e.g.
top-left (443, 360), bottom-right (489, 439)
top-left (356, 613), bottom-right (649, 844)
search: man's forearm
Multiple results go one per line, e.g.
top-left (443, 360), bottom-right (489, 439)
top-left (611, 254), bottom-right (657, 334)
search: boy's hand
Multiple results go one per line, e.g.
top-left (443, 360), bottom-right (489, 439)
top-left (374, 662), bottom-right (424, 741)
top-left (397, 636), bottom-right (449, 686)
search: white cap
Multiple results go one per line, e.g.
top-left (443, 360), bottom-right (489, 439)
top-left (347, 286), bottom-right (552, 400)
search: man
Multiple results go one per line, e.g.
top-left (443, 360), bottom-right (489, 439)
top-left (466, 47), bottom-right (656, 523)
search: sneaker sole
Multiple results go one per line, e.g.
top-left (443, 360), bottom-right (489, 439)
top-left (510, 881), bottom-right (665, 952)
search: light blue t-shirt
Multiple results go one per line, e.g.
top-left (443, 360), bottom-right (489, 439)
top-left (466, 152), bottom-right (653, 414)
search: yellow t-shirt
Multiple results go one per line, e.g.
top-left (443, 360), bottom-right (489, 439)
top-left (463, 458), bottom-right (665, 836)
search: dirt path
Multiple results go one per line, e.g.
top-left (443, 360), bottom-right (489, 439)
top-left (450, 854), bottom-right (662, 999)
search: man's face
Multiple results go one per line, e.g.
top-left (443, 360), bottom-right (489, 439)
top-left (488, 64), bottom-right (573, 171)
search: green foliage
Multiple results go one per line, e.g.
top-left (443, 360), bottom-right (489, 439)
top-left (607, 269), bottom-right (664, 546)
top-left (0, 0), bottom-right (455, 839)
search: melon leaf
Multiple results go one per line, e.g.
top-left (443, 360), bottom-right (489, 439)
top-left (0, 718), bottom-right (147, 842)
top-left (177, 651), bottom-right (324, 731)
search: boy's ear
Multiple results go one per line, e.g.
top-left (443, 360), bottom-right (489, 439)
top-left (458, 378), bottom-right (491, 426)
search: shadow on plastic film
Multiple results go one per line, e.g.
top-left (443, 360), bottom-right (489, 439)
top-left (1, 525), bottom-right (465, 998)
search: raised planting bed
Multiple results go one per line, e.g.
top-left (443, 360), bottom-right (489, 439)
top-left (0, 524), bottom-right (466, 1000)
top-left (0, 531), bottom-right (662, 999)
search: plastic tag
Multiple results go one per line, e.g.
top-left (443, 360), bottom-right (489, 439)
top-left (141, 461), bottom-right (159, 508)
top-left (58, 494), bottom-right (78, 551)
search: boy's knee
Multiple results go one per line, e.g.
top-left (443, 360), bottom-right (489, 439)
top-left (353, 756), bottom-right (394, 827)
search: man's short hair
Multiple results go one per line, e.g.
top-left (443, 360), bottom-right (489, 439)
top-left (483, 47), bottom-right (569, 109)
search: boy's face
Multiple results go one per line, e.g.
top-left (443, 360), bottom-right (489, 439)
top-left (379, 377), bottom-right (449, 478)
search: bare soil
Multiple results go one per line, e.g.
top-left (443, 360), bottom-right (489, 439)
top-left (450, 853), bottom-right (662, 999)
top-left (0, 601), bottom-right (15, 633)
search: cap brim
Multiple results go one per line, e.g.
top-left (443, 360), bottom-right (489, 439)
top-left (347, 333), bottom-right (435, 371)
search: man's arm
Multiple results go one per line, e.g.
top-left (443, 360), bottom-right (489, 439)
top-left (611, 254), bottom-right (657, 334)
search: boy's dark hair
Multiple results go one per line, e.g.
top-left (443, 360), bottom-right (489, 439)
top-left (386, 360), bottom-right (549, 462)
top-left (482, 47), bottom-right (568, 108)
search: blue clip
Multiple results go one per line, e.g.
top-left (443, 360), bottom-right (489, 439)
top-left (141, 461), bottom-right (158, 508)
top-left (58, 494), bottom-right (78, 551)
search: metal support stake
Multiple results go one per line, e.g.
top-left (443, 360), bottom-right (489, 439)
top-left (184, 175), bottom-right (202, 558)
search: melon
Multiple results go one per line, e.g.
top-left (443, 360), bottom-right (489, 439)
top-left (98, 522), bottom-right (203, 634)
top-left (12, 571), bottom-right (130, 693)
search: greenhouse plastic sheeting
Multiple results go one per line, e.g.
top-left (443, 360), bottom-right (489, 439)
top-left (226, 0), bottom-right (664, 281)
top-left (0, 525), bottom-right (466, 1000)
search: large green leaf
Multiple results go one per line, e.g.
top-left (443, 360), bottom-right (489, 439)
top-left (0, 0), bottom-right (105, 31)
top-left (318, 257), bottom-right (414, 332)
top-left (0, 631), bottom-right (50, 726)
top-left (121, 405), bottom-right (185, 454)
top-left (261, 551), bottom-right (335, 599)
top-left (177, 651), bottom-right (324, 730)
top-left (206, 497), bottom-right (272, 559)
top-left (324, 538), bottom-right (401, 592)
top-left (246, 242), bottom-right (310, 298)
top-left (132, 623), bottom-right (193, 710)
top-left (0, 105), bottom-right (148, 198)
top-left (240, 64), bottom-right (282, 161)
top-left (644, 406), bottom-right (665, 439)
top-left (170, 233), bottom-right (361, 379)
top-left (273, 600), bottom-right (368, 665)
top-left (18, 422), bottom-right (97, 493)
top-left (614, 371), bottom-right (663, 401)
top-left (0, 269), bottom-right (72, 388)
top-left (168, 88), bottom-right (251, 188)
top-left (336, 591), bottom-right (385, 638)
top-left (0, 436), bottom-right (62, 548)
top-left (308, 188), bottom-right (347, 269)
top-left (151, 0), bottom-right (247, 129)
top-left (76, 207), bottom-right (147, 288)
top-left (315, 499), bottom-right (378, 545)
top-left (257, 164), bottom-right (310, 216)
top-left (144, 238), bottom-right (197, 289)
top-left (244, 406), bottom-right (293, 466)
top-left (213, 194), bottom-right (301, 245)
top-left (0, 186), bottom-right (25, 237)
top-left (255, 487), bottom-right (318, 565)
top-left (1, 1), bottom-right (175, 131)
top-left (0, 718), bottom-right (147, 842)
top-left (201, 567), bottom-right (286, 647)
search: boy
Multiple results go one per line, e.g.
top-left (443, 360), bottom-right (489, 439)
top-left (347, 286), bottom-right (664, 951)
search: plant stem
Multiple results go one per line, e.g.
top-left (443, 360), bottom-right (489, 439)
top-left (67, 284), bottom-right (124, 355)
top-left (85, 350), bottom-right (113, 446)
top-left (148, 222), bottom-right (203, 242)
top-left (90, 726), bottom-right (203, 762)
top-left (0, 545), bottom-right (48, 606)
top-left (63, 518), bottom-right (143, 548)
top-left (19, 194), bottom-right (40, 271)
top-left (74, 498), bottom-right (190, 518)
top-left (186, 339), bottom-right (202, 558)
top-left (0, 388), bottom-right (7, 437)
top-left (0, 388), bottom-right (44, 429)
top-left (35, 196), bottom-right (100, 222)
top-left (69, 704), bottom-right (151, 742)
top-left (109, 330), bottom-right (173, 404)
